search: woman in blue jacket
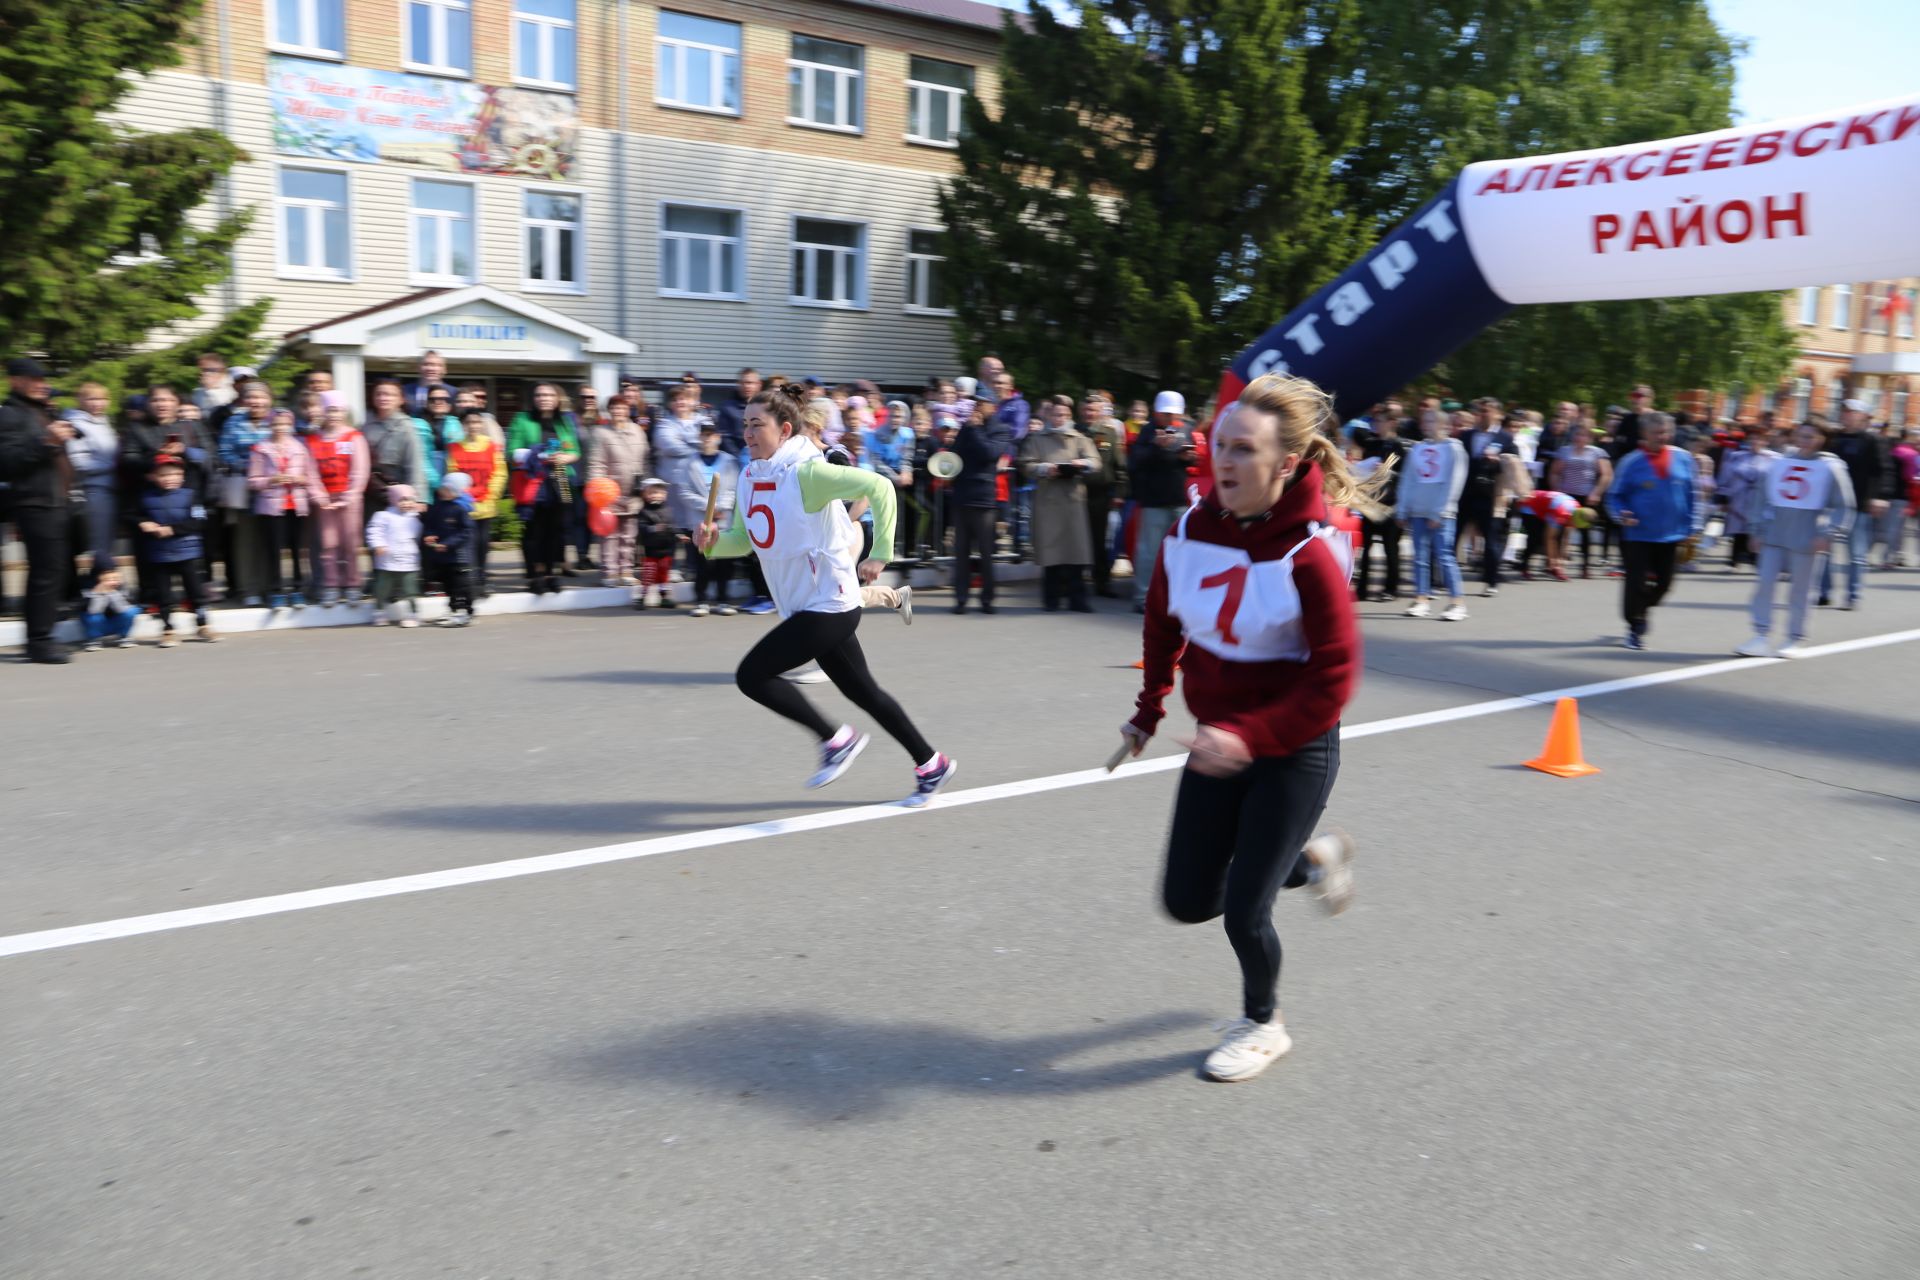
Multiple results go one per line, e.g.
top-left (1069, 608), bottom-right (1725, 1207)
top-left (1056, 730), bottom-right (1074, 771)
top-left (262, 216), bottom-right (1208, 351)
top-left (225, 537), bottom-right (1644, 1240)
top-left (1604, 413), bottom-right (1701, 650)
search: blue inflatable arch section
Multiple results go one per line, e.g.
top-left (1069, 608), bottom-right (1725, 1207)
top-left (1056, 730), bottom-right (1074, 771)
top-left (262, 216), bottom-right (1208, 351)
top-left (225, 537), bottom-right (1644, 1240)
top-left (1213, 93), bottom-right (1920, 420)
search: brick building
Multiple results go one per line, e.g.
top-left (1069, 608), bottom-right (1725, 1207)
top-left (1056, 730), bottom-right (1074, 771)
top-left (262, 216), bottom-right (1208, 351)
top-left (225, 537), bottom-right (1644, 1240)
top-left (116, 0), bottom-right (1004, 420)
top-left (1696, 278), bottom-right (1920, 427)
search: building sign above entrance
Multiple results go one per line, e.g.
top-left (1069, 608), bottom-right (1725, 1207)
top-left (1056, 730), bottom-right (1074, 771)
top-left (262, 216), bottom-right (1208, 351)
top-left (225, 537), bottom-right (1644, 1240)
top-left (420, 315), bottom-right (535, 350)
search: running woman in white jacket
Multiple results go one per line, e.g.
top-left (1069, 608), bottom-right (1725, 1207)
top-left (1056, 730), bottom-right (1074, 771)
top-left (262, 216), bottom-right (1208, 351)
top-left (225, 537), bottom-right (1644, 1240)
top-left (696, 385), bottom-right (955, 806)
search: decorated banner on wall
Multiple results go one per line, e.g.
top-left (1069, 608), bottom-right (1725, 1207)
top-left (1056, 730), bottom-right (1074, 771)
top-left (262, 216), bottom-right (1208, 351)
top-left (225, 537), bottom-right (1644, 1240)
top-left (1215, 93), bottom-right (1920, 421)
top-left (270, 57), bottom-right (575, 180)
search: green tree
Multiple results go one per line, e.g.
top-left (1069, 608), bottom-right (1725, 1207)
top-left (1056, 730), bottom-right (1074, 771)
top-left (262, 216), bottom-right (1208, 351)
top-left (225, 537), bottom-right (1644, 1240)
top-left (939, 0), bottom-right (1368, 402)
top-left (0, 0), bottom-right (257, 377)
top-left (952, 0), bottom-right (1794, 409)
top-left (1315, 0), bottom-right (1795, 406)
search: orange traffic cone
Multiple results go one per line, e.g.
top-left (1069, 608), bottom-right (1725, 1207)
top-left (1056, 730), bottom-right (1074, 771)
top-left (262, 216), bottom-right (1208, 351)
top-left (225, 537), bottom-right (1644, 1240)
top-left (1131, 659), bottom-right (1144, 669)
top-left (1524, 697), bottom-right (1600, 778)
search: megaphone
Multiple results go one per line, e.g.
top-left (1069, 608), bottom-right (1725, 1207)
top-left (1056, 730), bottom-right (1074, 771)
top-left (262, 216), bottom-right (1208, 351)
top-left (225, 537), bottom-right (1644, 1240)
top-left (928, 450), bottom-right (962, 480)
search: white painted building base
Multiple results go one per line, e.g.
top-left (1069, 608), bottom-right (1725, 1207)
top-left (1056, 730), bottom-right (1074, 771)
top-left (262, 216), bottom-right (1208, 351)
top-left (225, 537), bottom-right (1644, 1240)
top-left (2, 561), bottom-right (1051, 649)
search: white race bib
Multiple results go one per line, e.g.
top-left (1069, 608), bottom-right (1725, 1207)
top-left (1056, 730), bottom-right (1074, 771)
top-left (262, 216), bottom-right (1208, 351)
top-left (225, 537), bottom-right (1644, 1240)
top-left (1410, 441), bottom-right (1448, 485)
top-left (1161, 520), bottom-right (1348, 663)
top-left (1767, 458), bottom-right (1830, 511)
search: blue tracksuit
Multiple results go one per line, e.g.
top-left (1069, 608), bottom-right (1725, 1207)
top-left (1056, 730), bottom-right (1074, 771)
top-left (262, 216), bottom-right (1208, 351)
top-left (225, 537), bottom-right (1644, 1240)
top-left (1606, 448), bottom-right (1701, 543)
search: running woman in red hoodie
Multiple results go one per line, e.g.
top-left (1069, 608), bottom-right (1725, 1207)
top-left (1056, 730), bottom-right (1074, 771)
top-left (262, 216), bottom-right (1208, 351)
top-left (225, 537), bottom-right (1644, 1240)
top-left (1118, 373), bottom-right (1386, 1083)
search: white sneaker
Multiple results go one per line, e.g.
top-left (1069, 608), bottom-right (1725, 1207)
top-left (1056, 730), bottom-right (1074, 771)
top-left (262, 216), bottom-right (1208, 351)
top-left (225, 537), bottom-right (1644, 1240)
top-left (807, 728), bottom-right (869, 789)
top-left (1777, 639), bottom-right (1812, 659)
top-left (1440, 603), bottom-right (1469, 622)
top-left (1403, 600), bottom-right (1432, 618)
top-left (689, 603), bottom-right (711, 617)
top-left (398, 618), bottom-right (420, 629)
top-left (1202, 1017), bottom-right (1293, 1083)
top-left (783, 663), bottom-right (832, 685)
top-left (1303, 829), bottom-right (1357, 917)
top-left (897, 584), bottom-right (914, 626)
top-left (1733, 635), bottom-right (1773, 658)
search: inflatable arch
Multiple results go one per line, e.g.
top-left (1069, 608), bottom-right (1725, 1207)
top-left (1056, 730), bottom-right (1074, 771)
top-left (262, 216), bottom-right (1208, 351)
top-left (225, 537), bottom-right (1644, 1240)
top-left (1212, 93), bottom-right (1920, 422)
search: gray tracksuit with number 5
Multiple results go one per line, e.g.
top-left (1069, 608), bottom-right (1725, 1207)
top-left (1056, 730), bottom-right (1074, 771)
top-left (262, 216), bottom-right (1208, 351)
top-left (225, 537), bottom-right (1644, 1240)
top-left (1749, 451), bottom-right (1855, 552)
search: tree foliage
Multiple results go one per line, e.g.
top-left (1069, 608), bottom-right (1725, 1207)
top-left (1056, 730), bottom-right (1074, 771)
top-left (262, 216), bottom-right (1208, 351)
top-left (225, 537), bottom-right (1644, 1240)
top-left (0, 0), bottom-right (259, 376)
top-left (946, 0), bottom-right (1796, 407)
top-left (940, 0), bottom-right (1369, 401)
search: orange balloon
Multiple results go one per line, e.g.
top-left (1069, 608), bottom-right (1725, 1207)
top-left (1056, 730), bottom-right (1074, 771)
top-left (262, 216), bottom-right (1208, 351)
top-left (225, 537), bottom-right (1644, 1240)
top-left (584, 477), bottom-right (620, 510)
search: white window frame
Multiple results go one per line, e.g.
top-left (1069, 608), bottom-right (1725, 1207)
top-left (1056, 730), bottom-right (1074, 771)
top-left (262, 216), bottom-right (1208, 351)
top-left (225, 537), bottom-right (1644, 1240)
top-left (787, 37), bottom-right (864, 134)
top-left (655, 13), bottom-right (742, 116)
top-left (1830, 282), bottom-right (1852, 330)
top-left (905, 58), bottom-right (971, 148)
top-left (275, 162), bottom-right (354, 281)
top-left (408, 176), bottom-right (480, 287)
top-left (1797, 286), bottom-right (1820, 326)
top-left (521, 185), bottom-right (586, 295)
top-left (1893, 390), bottom-right (1909, 426)
top-left (269, 0), bottom-right (345, 58)
top-left (514, 0), bottom-right (577, 91)
top-left (789, 214), bottom-right (868, 310)
top-left (1792, 377), bottom-right (1812, 421)
top-left (403, 0), bottom-right (471, 76)
top-left (1899, 289), bottom-right (1916, 339)
top-left (903, 226), bottom-right (952, 316)
top-left (1866, 288), bottom-right (1889, 335)
top-left (658, 201), bottom-right (748, 302)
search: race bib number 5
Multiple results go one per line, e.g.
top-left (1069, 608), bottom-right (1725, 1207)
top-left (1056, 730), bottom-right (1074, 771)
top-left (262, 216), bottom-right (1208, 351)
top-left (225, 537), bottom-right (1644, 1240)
top-left (747, 481), bottom-right (777, 549)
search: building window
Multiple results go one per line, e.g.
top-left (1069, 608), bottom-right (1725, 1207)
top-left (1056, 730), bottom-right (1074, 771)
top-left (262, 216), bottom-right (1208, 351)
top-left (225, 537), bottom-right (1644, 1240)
top-left (1866, 288), bottom-right (1888, 335)
top-left (514, 0), bottom-right (576, 90)
top-left (406, 0), bottom-right (471, 75)
top-left (1797, 286), bottom-right (1820, 326)
top-left (905, 230), bottom-right (949, 313)
top-left (660, 204), bottom-right (744, 299)
top-left (276, 167), bottom-right (351, 280)
top-left (1893, 390), bottom-right (1909, 426)
top-left (271, 0), bottom-right (345, 57)
top-left (906, 57), bottom-right (972, 147)
top-left (788, 35), bottom-right (863, 133)
top-left (1899, 289), bottom-right (1916, 339)
top-left (656, 11), bottom-right (741, 114)
top-left (524, 190), bottom-right (583, 292)
top-left (410, 179), bottom-right (476, 284)
top-left (1830, 282), bottom-right (1852, 330)
top-left (1792, 377), bottom-right (1811, 421)
top-left (791, 217), bottom-right (865, 308)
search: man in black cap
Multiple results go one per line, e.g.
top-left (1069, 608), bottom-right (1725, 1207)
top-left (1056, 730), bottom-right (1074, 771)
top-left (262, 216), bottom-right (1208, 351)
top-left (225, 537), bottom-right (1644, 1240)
top-left (0, 357), bottom-right (77, 662)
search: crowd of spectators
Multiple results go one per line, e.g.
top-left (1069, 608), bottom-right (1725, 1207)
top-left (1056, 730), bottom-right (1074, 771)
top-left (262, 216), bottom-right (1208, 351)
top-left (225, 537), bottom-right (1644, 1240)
top-left (3, 349), bottom-right (1916, 665)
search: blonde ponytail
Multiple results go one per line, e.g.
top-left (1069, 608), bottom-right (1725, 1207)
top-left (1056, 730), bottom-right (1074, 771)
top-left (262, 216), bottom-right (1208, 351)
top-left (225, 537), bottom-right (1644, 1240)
top-left (1235, 374), bottom-right (1394, 519)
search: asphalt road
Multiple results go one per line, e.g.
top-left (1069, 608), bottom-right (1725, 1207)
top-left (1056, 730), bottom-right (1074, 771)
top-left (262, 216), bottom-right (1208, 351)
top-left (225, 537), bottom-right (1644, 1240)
top-left (5, 561), bottom-right (1918, 1280)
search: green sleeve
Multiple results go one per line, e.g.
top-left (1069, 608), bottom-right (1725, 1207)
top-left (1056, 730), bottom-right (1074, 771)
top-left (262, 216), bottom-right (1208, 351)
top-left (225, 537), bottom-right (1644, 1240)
top-left (798, 461), bottom-right (897, 562)
top-left (706, 518), bottom-right (752, 559)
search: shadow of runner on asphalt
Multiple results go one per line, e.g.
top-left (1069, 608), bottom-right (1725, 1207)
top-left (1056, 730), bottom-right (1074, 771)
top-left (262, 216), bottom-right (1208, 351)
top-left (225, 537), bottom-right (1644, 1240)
top-left (567, 1010), bottom-right (1209, 1122)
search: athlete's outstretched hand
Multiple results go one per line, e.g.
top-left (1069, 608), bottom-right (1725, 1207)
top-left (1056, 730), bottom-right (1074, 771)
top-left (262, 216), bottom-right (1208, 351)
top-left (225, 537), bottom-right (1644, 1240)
top-left (1180, 724), bottom-right (1252, 777)
top-left (1119, 723), bottom-right (1149, 759)
top-left (857, 558), bottom-right (883, 584)
top-left (695, 521), bottom-right (719, 551)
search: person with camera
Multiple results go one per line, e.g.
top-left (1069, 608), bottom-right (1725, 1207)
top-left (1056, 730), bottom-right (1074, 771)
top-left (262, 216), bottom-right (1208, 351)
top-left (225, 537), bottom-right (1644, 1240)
top-left (0, 358), bottom-right (76, 662)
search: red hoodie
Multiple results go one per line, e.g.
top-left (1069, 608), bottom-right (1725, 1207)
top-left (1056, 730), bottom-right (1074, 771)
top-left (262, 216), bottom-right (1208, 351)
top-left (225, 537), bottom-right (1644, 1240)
top-left (1130, 461), bottom-right (1360, 758)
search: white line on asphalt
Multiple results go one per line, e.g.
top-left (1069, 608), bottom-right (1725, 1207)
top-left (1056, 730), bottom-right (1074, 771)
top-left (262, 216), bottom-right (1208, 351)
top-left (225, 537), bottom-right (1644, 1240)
top-left (5, 625), bottom-right (1917, 960)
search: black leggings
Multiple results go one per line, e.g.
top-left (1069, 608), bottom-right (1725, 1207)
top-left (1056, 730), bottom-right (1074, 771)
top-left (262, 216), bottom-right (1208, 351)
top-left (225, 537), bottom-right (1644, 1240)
top-left (1162, 729), bottom-right (1339, 1023)
top-left (735, 608), bottom-right (935, 763)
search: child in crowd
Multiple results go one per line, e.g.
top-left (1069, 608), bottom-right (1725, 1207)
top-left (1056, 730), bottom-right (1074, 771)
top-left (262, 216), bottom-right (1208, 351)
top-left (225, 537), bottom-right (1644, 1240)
top-left (684, 422), bottom-right (741, 616)
top-left (366, 484), bottom-right (424, 628)
top-left (309, 399), bottom-right (370, 606)
top-left (634, 477), bottom-right (679, 610)
top-left (137, 457), bottom-right (218, 647)
top-left (81, 568), bottom-right (141, 651)
top-left (421, 472), bottom-right (477, 627)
